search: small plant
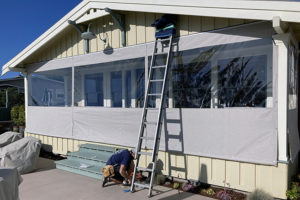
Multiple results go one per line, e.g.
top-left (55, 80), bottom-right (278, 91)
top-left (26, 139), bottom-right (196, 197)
top-left (206, 188), bottom-right (216, 196)
top-left (216, 180), bottom-right (232, 200)
top-left (10, 105), bottom-right (20, 126)
top-left (286, 182), bottom-right (300, 200)
top-left (247, 189), bottom-right (273, 200)
top-left (173, 182), bottom-right (180, 189)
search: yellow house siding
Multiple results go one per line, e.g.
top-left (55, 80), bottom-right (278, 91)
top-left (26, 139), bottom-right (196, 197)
top-left (24, 14), bottom-right (248, 65)
top-left (25, 132), bottom-right (288, 199)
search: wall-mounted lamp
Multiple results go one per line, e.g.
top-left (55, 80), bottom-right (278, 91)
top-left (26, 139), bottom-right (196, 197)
top-left (68, 20), bottom-right (97, 53)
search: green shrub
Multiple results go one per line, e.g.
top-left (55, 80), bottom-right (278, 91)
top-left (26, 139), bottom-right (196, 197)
top-left (286, 182), bottom-right (300, 200)
top-left (18, 105), bottom-right (25, 126)
top-left (11, 105), bottom-right (20, 126)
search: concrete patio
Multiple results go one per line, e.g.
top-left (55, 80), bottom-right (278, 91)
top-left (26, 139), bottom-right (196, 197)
top-left (19, 158), bottom-right (213, 200)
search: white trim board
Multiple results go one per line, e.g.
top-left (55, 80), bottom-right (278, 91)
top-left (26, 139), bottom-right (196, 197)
top-left (2, 0), bottom-right (300, 75)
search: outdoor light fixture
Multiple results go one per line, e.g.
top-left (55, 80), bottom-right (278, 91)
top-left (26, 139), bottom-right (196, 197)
top-left (104, 7), bottom-right (126, 47)
top-left (68, 20), bottom-right (97, 53)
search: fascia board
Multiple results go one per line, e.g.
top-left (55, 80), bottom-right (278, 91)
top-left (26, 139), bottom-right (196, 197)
top-left (89, 1), bottom-right (300, 23)
top-left (90, 0), bottom-right (300, 13)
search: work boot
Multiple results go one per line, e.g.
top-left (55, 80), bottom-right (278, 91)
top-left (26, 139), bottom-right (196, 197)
top-left (102, 176), bottom-right (109, 187)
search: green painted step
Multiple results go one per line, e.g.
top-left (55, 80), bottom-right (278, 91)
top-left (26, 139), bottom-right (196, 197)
top-left (79, 143), bottom-right (125, 153)
top-left (67, 150), bottom-right (111, 163)
top-left (55, 159), bottom-right (105, 179)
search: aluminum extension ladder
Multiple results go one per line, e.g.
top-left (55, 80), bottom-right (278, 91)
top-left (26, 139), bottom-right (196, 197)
top-left (130, 35), bottom-right (173, 197)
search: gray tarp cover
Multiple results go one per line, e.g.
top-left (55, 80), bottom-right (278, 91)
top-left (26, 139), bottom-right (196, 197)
top-left (0, 137), bottom-right (41, 174)
top-left (0, 168), bottom-right (22, 200)
top-left (0, 132), bottom-right (22, 148)
top-left (26, 22), bottom-right (279, 165)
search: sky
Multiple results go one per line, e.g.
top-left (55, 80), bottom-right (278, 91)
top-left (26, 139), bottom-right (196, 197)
top-left (0, 0), bottom-right (82, 80)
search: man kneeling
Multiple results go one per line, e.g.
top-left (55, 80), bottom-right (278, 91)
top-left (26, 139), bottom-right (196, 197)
top-left (102, 148), bottom-right (135, 187)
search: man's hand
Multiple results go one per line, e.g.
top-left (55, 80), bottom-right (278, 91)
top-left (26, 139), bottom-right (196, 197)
top-left (119, 164), bottom-right (130, 183)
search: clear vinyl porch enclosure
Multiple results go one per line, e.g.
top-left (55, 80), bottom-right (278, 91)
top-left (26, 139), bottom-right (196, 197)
top-left (26, 22), bottom-right (280, 165)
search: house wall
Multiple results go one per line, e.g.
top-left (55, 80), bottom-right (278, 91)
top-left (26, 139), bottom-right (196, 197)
top-left (25, 132), bottom-right (288, 199)
top-left (23, 13), bottom-right (291, 199)
top-left (24, 13), bottom-right (253, 65)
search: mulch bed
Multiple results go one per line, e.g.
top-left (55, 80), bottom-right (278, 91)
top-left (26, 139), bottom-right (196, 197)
top-left (163, 179), bottom-right (246, 200)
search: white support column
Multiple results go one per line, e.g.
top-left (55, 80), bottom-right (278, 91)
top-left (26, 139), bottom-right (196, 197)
top-left (71, 67), bottom-right (74, 107)
top-left (131, 69), bottom-right (136, 108)
top-left (122, 70), bottom-right (126, 108)
top-left (273, 33), bottom-right (290, 162)
top-left (64, 76), bottom-right (68, 106)
top-left (24, 72), bottom-right (29, 126)
top-left (105, 71), bottom-right (111, 107)
top-left (211, 61), bottom-right (219, 108)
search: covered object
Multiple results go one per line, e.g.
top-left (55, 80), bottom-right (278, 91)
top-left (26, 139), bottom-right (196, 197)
top-left (0, 132), bottom-right (22, 148)
top-left (0, 137), bottom-right (41, 174)
top-left (0, 168), bottom-right (22, 200)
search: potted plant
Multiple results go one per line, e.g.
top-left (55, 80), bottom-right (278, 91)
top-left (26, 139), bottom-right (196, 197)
top-left (10, 105), bottom-right (19, 132)
top-left (18, 105), bottom-right (25, 135)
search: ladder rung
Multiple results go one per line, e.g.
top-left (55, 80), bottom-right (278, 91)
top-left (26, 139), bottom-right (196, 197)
top-left (154, 52), bottom-right (168, 56)
top-left (140, 136), bottom-right (155, 140)
top-left (150, 79), bottom-right (164, 82)
top-left (166, 119), bottom-right (181, 123)
top-left (157, 38), bottom-right (170, 42)
top-left (137, 167), bottom-right (153, 172)
top-left (138, 152), bottom-right (152, 156)
top-left (146, 108), bottom-right (159, 110)
top-left (144, 121), bottom-right (156, 125)
top-left (152, 65), bottom-right (166, 69)
top-left (134, 182), bottom-right (150, 189)
top-left (148, 93), bottom-right (161, 96)
top-left (167, 135), bottom-right (180, 139)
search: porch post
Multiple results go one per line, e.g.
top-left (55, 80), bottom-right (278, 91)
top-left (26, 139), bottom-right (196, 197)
top-left (273, 33), bottom-right (290, 162)
top-left (24, 72), bottom-right (29, 125)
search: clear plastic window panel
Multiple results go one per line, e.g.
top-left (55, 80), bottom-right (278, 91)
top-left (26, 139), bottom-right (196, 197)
top-left (218, 55), bottom-right (268, 107)
top-left (111, 71), bottom-right (122, 107)
top-left (169, 40), bottom-right (272, 108)
top-left (29, 68), bottom-right (72, 106)
top-left (171, 48), bottom-right (212, 108)
top-left (288, 43), bottom-right (298, 110)
top-left (84, 73), bottom-right (104, 106)
top-left (74, 57), bottom-right (144, 107)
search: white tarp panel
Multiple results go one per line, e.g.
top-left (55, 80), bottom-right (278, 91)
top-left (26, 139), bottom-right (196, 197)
top-left (25, 22), bottom-right (278, 165)
top-left (26, 107), bottom-right (73, 138)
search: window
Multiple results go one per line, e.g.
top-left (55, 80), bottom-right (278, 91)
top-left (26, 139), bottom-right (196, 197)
top-left (111, 71), bottom-right (122, 107)
top-left (169, 40), bottom-right (272, 108)
top-left (218, 55), bottom-right (268, 107)
top-left (288, 43), bottom-right (298, 110)
top-left (171, 48), bottom-right (212, 108)
top-left (74, 57), bottom-right (145, 107)
top-left (29, 68), bottom-right (72, 106)
top-left (84, 73), bottom-right (104, 106)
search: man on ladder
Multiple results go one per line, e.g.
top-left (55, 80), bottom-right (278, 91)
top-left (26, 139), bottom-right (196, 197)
top-left (130, 14), bottom-right (177, 197)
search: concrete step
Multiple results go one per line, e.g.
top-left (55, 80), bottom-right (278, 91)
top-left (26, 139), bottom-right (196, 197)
top-left (55, 159), bottom-right (104, 180)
